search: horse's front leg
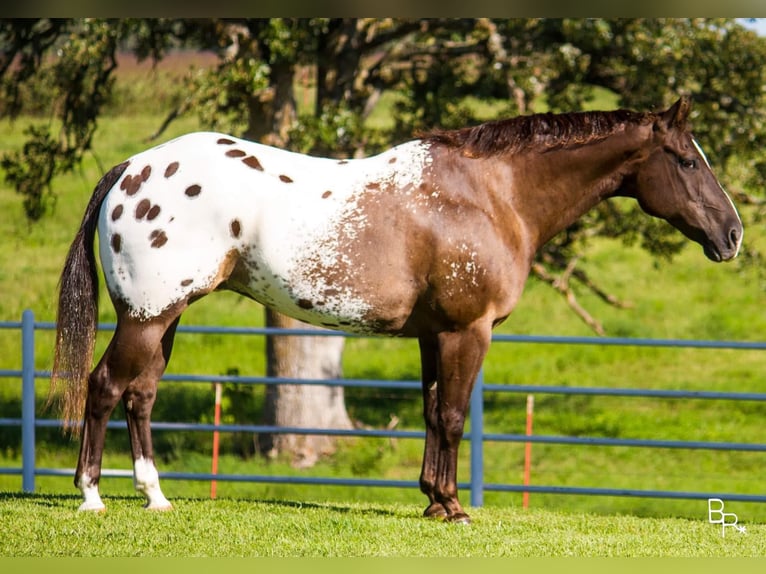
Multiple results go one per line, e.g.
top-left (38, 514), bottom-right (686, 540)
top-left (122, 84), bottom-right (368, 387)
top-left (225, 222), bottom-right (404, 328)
top-left (418, 335), bottom-right (448, 519)
top-left (431, 322), bottom-right (491, 524)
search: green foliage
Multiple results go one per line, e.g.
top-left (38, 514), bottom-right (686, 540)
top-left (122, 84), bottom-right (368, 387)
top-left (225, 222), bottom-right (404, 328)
top-left (186, 56), bottom-right (270, 135)
top-left (290, 103), bottom-right (369, 156)
top-left (0, 125), bottom-right (61, 221)
top-left (0, 19), bottom-right (121, 221)
top-left (537, 19), bottom-right (766, 194)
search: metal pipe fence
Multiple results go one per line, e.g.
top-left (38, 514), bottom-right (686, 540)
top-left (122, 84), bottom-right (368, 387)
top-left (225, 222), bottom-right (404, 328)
top-left (2, 309), bottom-right (766, 506)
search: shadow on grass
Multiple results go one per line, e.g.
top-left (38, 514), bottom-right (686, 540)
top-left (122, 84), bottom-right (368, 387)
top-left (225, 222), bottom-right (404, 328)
top-left (0, 491), bottom-right (409, 518)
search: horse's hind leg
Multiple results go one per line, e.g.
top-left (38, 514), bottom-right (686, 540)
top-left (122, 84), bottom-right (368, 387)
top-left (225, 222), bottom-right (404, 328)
top-left (75, 308), bottom-right (181, 511)
top-left (123, 317), bottom-right (180, 510)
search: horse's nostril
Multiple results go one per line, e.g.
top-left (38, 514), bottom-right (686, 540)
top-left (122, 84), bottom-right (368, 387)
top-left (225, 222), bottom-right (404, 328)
top-left (730, 227), bottom-right (740, 247)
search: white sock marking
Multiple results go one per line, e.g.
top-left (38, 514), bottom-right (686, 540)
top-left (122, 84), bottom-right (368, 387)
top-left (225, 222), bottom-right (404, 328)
top-left (134, 457), bottom-right (172, 510)
top-left (77, 472), bottom-right (106, 512)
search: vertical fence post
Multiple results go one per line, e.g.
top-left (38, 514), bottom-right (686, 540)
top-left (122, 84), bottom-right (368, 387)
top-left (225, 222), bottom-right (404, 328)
top-left (21, 309), bottom-right (36, 493)
top-left (469, 368), bottom-right (484, 508)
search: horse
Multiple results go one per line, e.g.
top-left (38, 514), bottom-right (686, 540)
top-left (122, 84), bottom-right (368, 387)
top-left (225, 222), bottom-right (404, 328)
top-left (50, 96), bottom-right (742, 522)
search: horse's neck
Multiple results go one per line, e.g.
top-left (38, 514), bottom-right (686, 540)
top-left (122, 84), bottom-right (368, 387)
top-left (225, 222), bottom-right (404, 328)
top-left (508, 126), bottom-right (650, 250)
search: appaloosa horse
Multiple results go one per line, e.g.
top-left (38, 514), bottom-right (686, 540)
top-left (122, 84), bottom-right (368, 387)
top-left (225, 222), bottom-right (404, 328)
top-left (51, 96), bottom-right (742, 522)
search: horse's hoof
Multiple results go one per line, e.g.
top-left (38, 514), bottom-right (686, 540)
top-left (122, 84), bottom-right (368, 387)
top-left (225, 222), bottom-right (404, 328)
top-left (446, 513), bottom-right (471, 525)
top-left (78, 501), bottom-right (106, 513)
top-left (423, 503), bottom-right (448, 520)
top-left (144, 502), bottom-right (173, 511)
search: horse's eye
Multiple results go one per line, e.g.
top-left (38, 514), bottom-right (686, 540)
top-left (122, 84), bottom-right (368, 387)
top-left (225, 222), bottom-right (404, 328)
top-left (679, 157), bottom-right (697, 170)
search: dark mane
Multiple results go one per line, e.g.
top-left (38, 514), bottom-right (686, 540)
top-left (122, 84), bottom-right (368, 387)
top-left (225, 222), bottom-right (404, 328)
top-left (421, 108), bottom-right (655, 157)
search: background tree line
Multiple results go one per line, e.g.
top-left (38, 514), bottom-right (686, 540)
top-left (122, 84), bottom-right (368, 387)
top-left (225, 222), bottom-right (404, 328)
top-left (2, 18), bottom-right (765, 464)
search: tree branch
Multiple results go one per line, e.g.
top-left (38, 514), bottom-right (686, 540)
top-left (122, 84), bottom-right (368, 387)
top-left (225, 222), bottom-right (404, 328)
top-left (145, 106), bottom-right (180, 142)
top-left (531, 255), bottom-right (633, 336)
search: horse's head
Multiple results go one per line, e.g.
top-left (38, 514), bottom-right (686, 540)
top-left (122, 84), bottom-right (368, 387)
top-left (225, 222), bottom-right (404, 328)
top-left (631, 96), bottom-right (743, 262)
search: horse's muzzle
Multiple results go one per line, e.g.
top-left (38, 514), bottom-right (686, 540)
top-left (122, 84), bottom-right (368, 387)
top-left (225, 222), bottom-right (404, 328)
top-left (705, 224), bottom-right (743, 262)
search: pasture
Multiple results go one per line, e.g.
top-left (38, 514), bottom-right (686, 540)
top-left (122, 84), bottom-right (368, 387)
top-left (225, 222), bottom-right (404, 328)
top-left (1, 493), bottom-right (764, 557)
top-left (1, 54), bottom-right (766, 557)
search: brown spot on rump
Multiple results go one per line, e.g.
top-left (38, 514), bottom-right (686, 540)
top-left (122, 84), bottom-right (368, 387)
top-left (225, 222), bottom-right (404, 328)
top-left (242, 155), bottom-right (264, 171)
top-left (147, 204), bottom-right (161, 220)
top-left (111, 233), bottom-right (122, 253)
top-left (230, 219), bottom-right (242, 238)
top-left (297, 299), bottom-right (314, 309)
top-left (185, 184), bottom-right (202, 197)
top-left (111, 204), bottom-right (124, 221)
top-left (388, 156), bottom-right (397, 164)
top-left (135, 198), bottom-right (151, 220)
top-left (121, 174), bottom-right (142, 196)
top-left (141, 165), bottom-right (152, 181)
top-left (366, 181), bottom-right (381, 190)
top-left (321, 190), bottom-right (332, 199)
top-left (337, 160), bottom-right (349, 165)
top-left (279, 174), bottom-right (293, 183)
top-left (127, 176), bottom-right (142, 196)
top-left (217, 138), bottom-right (235, 145)
top-left (164, 162), bottom-right (179, 178)
top-left (225, 149), bottom-right (247, 158)
top-left (180, 279), bottom-right (193, 287)
top-left (149, 229), bottom-right (168, 248)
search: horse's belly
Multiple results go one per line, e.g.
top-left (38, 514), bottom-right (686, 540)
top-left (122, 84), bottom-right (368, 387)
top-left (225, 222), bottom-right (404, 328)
top-left (230, 242), bottom-right (393, 334)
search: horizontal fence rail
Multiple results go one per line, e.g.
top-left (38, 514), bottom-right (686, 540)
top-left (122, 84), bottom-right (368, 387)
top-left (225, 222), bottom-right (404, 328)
top-left (2, 309), bottom-right (766, 507)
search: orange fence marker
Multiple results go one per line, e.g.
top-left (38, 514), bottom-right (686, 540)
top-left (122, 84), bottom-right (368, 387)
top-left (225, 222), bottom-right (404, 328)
top-left (210, 382), bottom-right (222, 499)
top-left (522, 394), bottom-right (534, 509)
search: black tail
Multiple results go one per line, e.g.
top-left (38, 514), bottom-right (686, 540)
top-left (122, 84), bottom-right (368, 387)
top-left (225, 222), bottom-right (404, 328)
top-left (49, 161), bottom-right (129, 434)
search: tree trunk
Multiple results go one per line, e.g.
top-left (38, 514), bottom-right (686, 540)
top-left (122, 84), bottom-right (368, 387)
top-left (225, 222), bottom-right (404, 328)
top-left (244, 60), bottom-right (296, 147)
top-left (258, 309), bottom-right (352, 468)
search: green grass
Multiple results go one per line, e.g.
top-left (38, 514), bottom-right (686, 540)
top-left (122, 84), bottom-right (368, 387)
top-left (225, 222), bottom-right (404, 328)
top-left (2, 84), bottom-right (766, 528)
top-left (0, 493), bottom-right (763, 557)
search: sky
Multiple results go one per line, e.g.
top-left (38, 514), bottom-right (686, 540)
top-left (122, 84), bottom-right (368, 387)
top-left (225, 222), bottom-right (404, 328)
top-left (737, 18), bottom-right (766, 36)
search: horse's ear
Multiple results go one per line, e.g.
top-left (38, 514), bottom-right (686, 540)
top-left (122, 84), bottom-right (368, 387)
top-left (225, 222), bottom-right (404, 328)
top-left (660, 96), bottom-right (692, 130)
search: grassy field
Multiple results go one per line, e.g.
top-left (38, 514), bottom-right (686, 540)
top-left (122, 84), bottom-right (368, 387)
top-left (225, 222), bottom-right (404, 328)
top-left (1, 54), bottom-right (766, 539)
top-left (0, 493), bottom-right (763, 557)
